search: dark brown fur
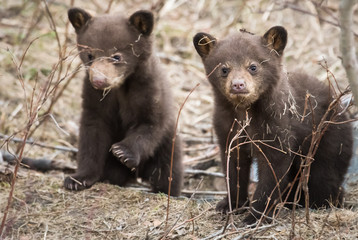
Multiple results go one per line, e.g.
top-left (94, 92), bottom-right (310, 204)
top-left (193, 26), bottom-right (352, 224)
top-left (64, 8), bottom-right (183, 196)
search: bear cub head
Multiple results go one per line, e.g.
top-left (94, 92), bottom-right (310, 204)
top-left (68, 8), bottom-right (154, 90)
top-left (193, 26), bottom-right (287, 108)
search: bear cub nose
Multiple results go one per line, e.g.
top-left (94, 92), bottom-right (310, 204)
top-left (92, 75), bottom-right (109, 89)
top-left (231, 79), bottom-right (247, 94)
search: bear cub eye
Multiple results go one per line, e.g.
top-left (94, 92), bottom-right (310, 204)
top-left (221, 67), bottom-right (230, 77)
top-left (111, 54), bottom-right (122, 62)
top-left (248, 64), bottom-right (258, 74)
top-left (88, 54), bottom-right (94, 61)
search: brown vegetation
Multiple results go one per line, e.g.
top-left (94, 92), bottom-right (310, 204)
top-left (1, 0), bottom-right (357, 239)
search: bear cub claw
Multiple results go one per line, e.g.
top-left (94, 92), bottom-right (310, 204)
top-left (64, 174), bottom-right (98, 191)
top-left (111, 143), bottom-right (140, 169)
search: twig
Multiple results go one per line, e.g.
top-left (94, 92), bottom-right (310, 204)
top-left (257, 1), bottom-right (358, 37)
top-left (26, 1), bottom-right (80, 142)
top-left (0, 3), bottom-right (78, 231)
top-left (0, 134), bottom-right (78, 153)
top-left (165, 83), bottom-right (200, 228)
top-left (161, 177), bottom-right (205, 239)
top-left (112, 186), bottom-right (227, 198)
top-left (21, 1), bottom-right (44, 44)
top-left (184, 168), bottom-right (225, 178)
top-left (184, 144), bottom-right (217, 152)
top-left (181, 190), bottom-right (227, 196)
top-left (105, 0), bottom-right (114, 13)
top-left (0, 36), bottom-right (46, 236)
top-left (339, 0), bottom-right (358, 106)
top-left (42, 0), bottom-right (61, 59)
top-left (183, 147), bottom-right (219, 164)
top-left (238, 121), bottom-right (285, 226)
top-left (319, 59), bottom-right (341, 96)
top-left (317, 209), bottom-right (332, 239)
top-left (224, 117), bottom-right (251, 226)
top-left (0, 83), bottom-right (39, 237)
top-left (1, 150), bottom-right (76, 172)
top-left (77, 225), bottom-right (108, 237)
top-left (292, 83), bottom-right (351, 232)
top-left (202, 223), bottom-right (277, 240)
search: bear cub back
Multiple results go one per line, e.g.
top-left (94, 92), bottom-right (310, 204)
top-left (64, 8), bottom-right (183, 196)
top-left (194, 26), bottom-right (352, 224)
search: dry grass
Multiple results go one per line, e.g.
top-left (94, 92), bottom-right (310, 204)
top-left (1, 0), bottom-right (358, 239)
top-left (0, 170), bottom-right (357, 239)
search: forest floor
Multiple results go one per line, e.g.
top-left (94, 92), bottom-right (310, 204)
top-left (0, 0), bottom-right (358, 239)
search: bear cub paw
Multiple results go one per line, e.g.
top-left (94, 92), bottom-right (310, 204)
top-left (64, 174), bottom-right (98, 191)
top-left (216, 197), bottom-right (248, 215)
top-left (216, 197), bottom-right (231, 213)
top-left (111, 143), bottom-right (140, 170)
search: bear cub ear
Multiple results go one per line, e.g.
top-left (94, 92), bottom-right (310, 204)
top-left (193, 32), bottom-right (217, 59)
top-left (68, 8), bottom-right (92, 33)
top-left (129, 10), bottom-right (154, 36)
top-left (263, 26), bottom-right (287, 55)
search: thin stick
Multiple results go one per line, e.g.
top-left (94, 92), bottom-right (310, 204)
top-left (0, 127), bottom-right (31, 236)
top-left (258, 2), bottom-right (358, 37)
top-left (224, 118), bottom-right (250, 224)
top-left (0, 42), bottom-right (48, 235)
top-left (26, 1), bottom-right (79, 141)
top-left (161, 177), bottom-right (204, 239)
top-left (339, 0), bottom-right (358, 105)
top-left (105, 0), bottom-right (114, 13)
top-left (165, 83), bottom-right (200, 228)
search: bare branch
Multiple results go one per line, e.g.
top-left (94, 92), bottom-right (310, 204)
top-left (165, 83), bottom-right (200, 228)
top-left (340, 0), bottom-right (358, 105)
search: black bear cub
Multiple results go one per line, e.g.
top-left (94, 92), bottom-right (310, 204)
top-left (193, 26), bottom-right (352, 224)
top-left (64, 8), bottom-right (183, 196)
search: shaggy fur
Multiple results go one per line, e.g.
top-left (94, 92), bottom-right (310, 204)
top-left (64, 8), bottom-right (183, 196)
top-left (193, 26), bottom-right (352, 224)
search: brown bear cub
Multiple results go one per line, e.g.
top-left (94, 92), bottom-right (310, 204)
top-left (64, 8), bottom-right (183, 196)
top-left (193, 26), bottom-right (352, 224)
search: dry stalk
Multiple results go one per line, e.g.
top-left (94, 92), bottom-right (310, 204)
top-left (290, 51), bottom-right (355, 236)
top-left (25, 0), bottom-right (79, 142)
top-left (289, 65), bottom-right (353, 238)
top-left (161, 177), bottom-right (207, 239)
top-left (260, 1), bottom-right (358, 37)
top-left (0, 38), bottom-right (66, 236)
top-left (340, 0), bottom-right (358, 105)
top-left (0, 2), bottom-right (82, 234)
top-left (221, 114), bottom-right (290, 230)
top-left (235, 142), bottom-right (240, 210)
top-left (319, 59), bottom-right (342, 96)
top-left (204, 223), bottom-right (277, 240)
top-left (317, 209), bottom-right (332, 239)
top-left (105, 0), bottom-right (115, 13)
top-left (183, 147), bottom-right (219, 165)
top-left (238, 125), bottom-right (284, 227)
top-left (21, 0), bottom-right (44, 44)
top-left (0, 129), bottom-right (31, 236)
top-left (223, 114), bottom-right (251, 228)
top-left (300, 89), bottom-right (349, 224)
top-left (165, 83), bottom-right (200, 228)
top-left (222, 82), bottom-right (350, 232)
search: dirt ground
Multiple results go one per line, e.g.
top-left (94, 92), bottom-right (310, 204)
top-left (1, 0), bottom-right (358, 239)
